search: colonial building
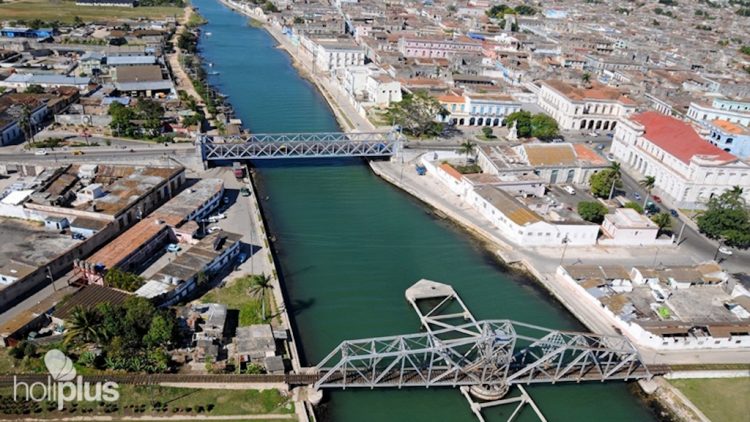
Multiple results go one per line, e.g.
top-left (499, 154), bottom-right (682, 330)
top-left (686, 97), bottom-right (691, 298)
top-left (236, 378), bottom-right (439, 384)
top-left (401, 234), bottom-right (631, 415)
top-left (687, 97), bottom-right (750, 128)
top-left (398, 36), bottom-right (483, 59)
top-left (706, 119), bottom-right (750, 159)
top-left (611, 112), bottom-right (750, 209)
top-left (537, 80), bottom-right (637, 131)
top-left (437, 93), bottom-right (521, 127)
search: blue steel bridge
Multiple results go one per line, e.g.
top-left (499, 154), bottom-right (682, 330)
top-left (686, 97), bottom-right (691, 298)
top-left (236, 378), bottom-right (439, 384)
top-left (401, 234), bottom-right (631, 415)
top-left (198, 131), bottom-right (403, 161)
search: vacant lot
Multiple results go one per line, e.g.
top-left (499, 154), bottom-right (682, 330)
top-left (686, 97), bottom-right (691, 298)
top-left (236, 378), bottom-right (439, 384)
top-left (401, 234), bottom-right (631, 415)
top-left (0, 0), bottom-right (181, 23)
top-left (670, 378), bottom-right (750, 422)
top-left (201, 275), bottom-right (273, 327)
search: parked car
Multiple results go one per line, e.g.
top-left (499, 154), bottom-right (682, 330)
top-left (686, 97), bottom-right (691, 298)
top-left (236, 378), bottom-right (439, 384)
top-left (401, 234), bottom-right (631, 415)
top-left (207, 226), bottom-right (221, 234)
top-left (213, 213), bottom-right (226, 220)
top-left (606, 153), bottom-right (615, 161)
top-left (669, 209), bottom-right (679, 218)
top-left (166, 243), bottom-right (181, 253)
top-left (72, 150), bottom-right (85, 156)
top-left (596, 144), bottom-right (605, 150)
top-left (718, 246), bottom-right (733, 256)
top-left (238, 252), bottom-right (248, 263)
top-left (71, 232), bottom-right (85, 240)
top-left (34, 149), bottom-right (47, 156)
top-left (588, 131), bottom-right (599, 137)
top-left (223, 196), bottom-right (230, 204)
top-left (562, 185), bottom-right (576, 195)
top-left (633, 192), bottom-right (641, 201)
top-left (652, 195), bottom-right (662, 203)
top-left (240, 187), bottom-right (251, 197)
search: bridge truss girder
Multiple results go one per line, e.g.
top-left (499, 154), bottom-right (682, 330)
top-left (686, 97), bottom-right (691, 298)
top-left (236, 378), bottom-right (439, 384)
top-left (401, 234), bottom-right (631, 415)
top-left (200, 131), bottom-right (402, 160)
top-left (314, 319), bottom-right (648, 390)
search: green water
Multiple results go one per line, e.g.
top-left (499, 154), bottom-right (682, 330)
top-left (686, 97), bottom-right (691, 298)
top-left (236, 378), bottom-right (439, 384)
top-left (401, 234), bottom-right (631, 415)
top-left (194, 0), bottom-right (657, 420)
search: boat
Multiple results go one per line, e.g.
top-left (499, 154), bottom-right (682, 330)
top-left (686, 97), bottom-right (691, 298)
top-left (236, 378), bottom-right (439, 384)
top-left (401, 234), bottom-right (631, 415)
top-left (208, 62), bottom-right (213, 67)
top-left (206, 32), bottom-right (212, 36)
top-left (208, 71), bottom-right (220, 75)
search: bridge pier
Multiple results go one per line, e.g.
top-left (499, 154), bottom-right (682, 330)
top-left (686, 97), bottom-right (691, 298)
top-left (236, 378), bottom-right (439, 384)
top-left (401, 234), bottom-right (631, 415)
top-left (469, 384), bottom-right (510, 401)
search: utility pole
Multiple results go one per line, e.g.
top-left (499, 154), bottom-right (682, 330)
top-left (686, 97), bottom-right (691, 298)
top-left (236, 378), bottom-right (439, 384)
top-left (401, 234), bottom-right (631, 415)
top-left (47, 266), bottom-right (56, 292)
top-left (559, 235), bottom-right (570, 266)
top-left (676, 221), bottom-right (687, 245)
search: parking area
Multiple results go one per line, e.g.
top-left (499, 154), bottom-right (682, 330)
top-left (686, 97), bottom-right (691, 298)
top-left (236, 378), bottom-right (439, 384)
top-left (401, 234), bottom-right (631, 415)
top-left (548, 185), bottom-right (600, 209)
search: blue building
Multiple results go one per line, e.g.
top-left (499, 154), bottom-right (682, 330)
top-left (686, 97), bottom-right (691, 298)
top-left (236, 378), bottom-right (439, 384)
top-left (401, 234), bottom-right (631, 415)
top-left (707, 119), bottom-right (750, 159)
top-left (0, 27), bottom-right (55, 39)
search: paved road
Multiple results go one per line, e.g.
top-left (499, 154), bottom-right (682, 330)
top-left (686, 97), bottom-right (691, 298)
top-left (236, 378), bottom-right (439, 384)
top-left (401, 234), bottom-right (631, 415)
top-left (617, 168), bottom-right (750, 272)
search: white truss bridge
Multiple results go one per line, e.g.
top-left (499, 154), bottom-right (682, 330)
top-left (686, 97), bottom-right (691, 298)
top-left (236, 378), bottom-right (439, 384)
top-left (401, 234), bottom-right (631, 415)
top-left (309, 279), bottom-right (659, 421)
top-left (198, 131), bottom-right (403, 160)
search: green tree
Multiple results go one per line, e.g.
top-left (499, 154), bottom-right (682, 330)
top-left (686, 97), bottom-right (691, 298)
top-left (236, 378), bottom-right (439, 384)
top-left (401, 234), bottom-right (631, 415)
top-left (486, 4), bottom-right (514, 18)
top-left (650, 212), bottom-right (672, 233)
top-left (697, 187), bottom-right (750, 249)
top-left (577, 201), bottom-right (609, 224)
top-left (529, 114), bottom-right (559, 138)
top-left (624, 201), bottom-right (644, 214)
top-left (65, 306), bottom-right (102, 345)
top-left (384, 91), bottom-right (446, 138)
top-left (104, 267), bottom-right (145, 292)
top-left (582, 72), bottom-right (592, 85)
top-left (481, 126), bottom-right (494, 139)
top-left (639, 175), bottom-right (656, 207)
top-left (73, 16), bottom-right (84, 27)
top-left (740, 45), bottom-right (750, 56)
top-left (514, 5), bottom-right (537, 15)
top-left (144, 314), bottom-right (174, 349)
top-left (589, 169), bottom-right (621, 198)
top-left (108, 102), bottom-right (137, 137)
top-left (25, 84), bottom-right (44, 94)
top-left (505, 110), bottom-right (532, 137)
top-left (247, 274), bottom-right (273, 321)
top-left (458, 141), bottom-right (476, 164)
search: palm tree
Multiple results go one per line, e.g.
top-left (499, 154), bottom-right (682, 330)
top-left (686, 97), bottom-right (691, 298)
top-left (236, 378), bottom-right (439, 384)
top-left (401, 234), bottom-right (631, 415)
top-left (607, 161), bottom-right (622, 200)
top-left (64, 306), bottom-right (101, 345)
top-left (582, 72), bottom-right (592, 86)
top-left (729, 185), bottom-right (744, 195)
top-left (247, 274), bottom-right (273, 322)
top-left (640, 175), bottom-right (656, 208)
top-left (458, 141), bottom-right (476, 165)
top-left (18, 105), bottom-right (32, 148)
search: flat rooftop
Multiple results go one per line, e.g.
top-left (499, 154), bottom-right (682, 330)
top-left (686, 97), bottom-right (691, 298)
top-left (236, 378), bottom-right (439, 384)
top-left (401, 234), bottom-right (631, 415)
top-left (0, 217), bottom-right (80, 282)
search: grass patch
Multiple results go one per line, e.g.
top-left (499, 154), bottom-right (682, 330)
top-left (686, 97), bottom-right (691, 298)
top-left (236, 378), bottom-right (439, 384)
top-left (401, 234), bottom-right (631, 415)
top-left (0, 0), bottom-right (182, 23)
top-left (669, 378), bottom-right (750, 422)
top-left (0, 385), bottom-right (294, 418)
top-left (454, 164), bottom-right (482, 174)
top-left (201, 276), bottom-right (272, 326)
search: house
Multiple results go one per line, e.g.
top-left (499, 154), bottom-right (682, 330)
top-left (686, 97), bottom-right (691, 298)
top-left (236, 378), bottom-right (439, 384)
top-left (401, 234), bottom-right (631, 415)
top-left (0, 74), bottom-right (91, 92)
top-left (437, 93), bottom-right (521, 127)
top-left (0, 27), bottom-right (55, 39)
top-left (611, 112), bottom-right (750, 209)
top-left (232, 324), bottom-right (276, 364)
top-left (0, 93), bottom-right (49, 146)
top-left (600, 208), bottom-right (660, 246)
top-left (44, 216), bottom-right (69, 231)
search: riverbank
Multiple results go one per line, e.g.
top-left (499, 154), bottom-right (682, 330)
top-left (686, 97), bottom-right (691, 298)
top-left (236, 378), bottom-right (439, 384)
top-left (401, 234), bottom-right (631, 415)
top-left (217, 0), bottom-right (375, 133)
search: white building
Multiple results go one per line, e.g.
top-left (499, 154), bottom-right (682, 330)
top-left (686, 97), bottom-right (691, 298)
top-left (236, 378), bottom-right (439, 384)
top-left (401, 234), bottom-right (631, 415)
top-left (468, 186), bottom-right (599, 246)
top-left (537, 80), bottom-right (637, 131)
top-left (686, 97), bottom-right (750, 128)
top-left (611, 112), bottom-right (750, 209)
top-left (0, 73), bottom-right (91, 92)
top-left (341, 65), bottom-right (402, 107)
top-left (600, 208), bottom-right (661, 246)
top-left (312, 40), bottom-right (365, 72)
top-left (437, 93), bottom-right (521, 127)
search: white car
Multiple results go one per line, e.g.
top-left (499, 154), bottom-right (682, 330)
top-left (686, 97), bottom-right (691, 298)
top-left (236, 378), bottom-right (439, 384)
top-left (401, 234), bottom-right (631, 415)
top-left (208, 226), bottom-right (222, 234)
top-left (214, 213), bottom-right (227, 220)
top-left (34, 149), bottom-right (48, 156)
top-left (562, 186), bottom-right (576, 195)
top-left (718, 246), bottom-right (733, 256)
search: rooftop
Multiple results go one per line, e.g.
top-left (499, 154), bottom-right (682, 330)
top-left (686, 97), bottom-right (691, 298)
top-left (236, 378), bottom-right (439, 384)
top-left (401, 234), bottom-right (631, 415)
top-left (52, 285), bottom-right (130, 321)
top-left (542, 80), bottom-right (636, 104)
top-left (711, 119), bottom-right (750, 136)
top-left (631, 112), bottom-right (737, 164)
top-left (474, 186), bottom-right (542, 226)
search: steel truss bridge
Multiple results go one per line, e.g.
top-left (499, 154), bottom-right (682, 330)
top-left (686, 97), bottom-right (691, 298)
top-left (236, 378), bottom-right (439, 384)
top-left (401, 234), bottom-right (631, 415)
top-left (312, 280), bottom-right (656, 421)
top-left (199, 131), bottom-right (402, 160)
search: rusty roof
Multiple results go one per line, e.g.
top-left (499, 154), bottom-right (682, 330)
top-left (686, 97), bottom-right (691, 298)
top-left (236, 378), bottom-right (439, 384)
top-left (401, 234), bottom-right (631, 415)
top-left (522, 144), bottom-right (577, 166)
top-left (87, 217), bottom-right (169, 269)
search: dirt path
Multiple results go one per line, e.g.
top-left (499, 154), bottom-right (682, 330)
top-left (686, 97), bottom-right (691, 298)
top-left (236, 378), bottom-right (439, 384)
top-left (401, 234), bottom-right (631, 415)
top-left (167, 6), bottom-right (211, 119)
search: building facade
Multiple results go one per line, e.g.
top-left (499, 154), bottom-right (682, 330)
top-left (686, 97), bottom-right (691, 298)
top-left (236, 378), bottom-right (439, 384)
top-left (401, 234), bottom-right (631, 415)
top-left (437, 93), bottom-right (521, 127)
top-left (706, 119), bottom-right (750, 159)
top-left (611, 112), bottom-right (750, 209)
top-left (537, 80), bottom-right (637, 131)
top-left (687, 97), bottom-right (750, 128)
top-left (398, 37), bottom-right (483, 59)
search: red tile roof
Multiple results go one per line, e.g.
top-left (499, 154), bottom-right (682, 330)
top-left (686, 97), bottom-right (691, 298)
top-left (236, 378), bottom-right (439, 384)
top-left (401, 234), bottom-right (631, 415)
top-left (631, 112), bottom-right (737, 164)
top-left (440, 163), bottom-right (463, 181)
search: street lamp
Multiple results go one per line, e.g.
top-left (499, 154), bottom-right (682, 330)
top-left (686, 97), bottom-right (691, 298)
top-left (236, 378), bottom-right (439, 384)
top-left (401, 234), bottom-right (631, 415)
top-left (559, 234), bottom-right (570, 266)
top-left (713, 238), bottom-right (725, 261)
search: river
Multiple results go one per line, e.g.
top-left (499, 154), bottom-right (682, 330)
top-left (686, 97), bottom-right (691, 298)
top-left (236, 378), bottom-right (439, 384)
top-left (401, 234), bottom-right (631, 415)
top-left (193, 0), bottom-right (658, 420)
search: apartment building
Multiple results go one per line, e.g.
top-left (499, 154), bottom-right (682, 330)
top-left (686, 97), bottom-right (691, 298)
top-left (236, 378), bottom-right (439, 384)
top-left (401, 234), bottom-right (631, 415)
top-left (397, 36), bottom-right (483, 59)
top-left (687, 97), bottom-right (750, 128)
